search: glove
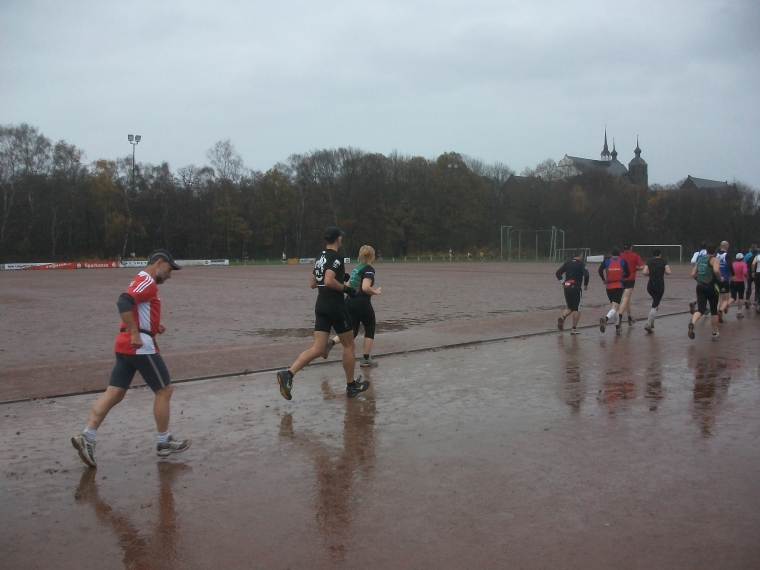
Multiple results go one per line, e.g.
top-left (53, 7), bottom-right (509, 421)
top-left (344, 285), bottom-right (357, 298)
top-left (343, 273), bottom-right (350, 283)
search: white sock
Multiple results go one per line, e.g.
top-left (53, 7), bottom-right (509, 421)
top-left (157, 431), bottom-right (171, 443)
top-left (606, 309), bottom-right (617, 321)
top-left (648, 308), bottom-right (657, 325)
top-left (83, 427), bottom-right (97, 442)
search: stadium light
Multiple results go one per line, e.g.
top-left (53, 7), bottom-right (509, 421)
top-left (128, 134), bottom-right (141, 257)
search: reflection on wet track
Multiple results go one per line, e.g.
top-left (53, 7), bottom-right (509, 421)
top-left (74, 461), bottom-right (189, 569)
top-left (279, 382), bottom-right (376, 560)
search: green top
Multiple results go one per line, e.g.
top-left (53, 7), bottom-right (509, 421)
top-left (695, 255), bottom-right (714, 284)
top-left (348, 263), bottom-right (367, 289)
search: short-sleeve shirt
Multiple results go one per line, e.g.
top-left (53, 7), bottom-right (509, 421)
top-left (732, 261), bottom-right (747, 282)
top-left (620, 251), bottom-right (644, 281)
top-left (646, 258), bottom-right (668, 288)
top-left (314, 249), bottom-right (345, 305)
top-left (352, 264), bottom-right (376, 302)
top-left (114, 271), bottom-right (161, 355)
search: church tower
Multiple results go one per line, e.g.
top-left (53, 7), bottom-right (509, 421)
top-left (628, 137), bottom-right (648, 187)
top-left (600, 129), bottom-right (611, 162)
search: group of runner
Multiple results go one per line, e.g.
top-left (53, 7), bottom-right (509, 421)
top-left (556, 241), bottom-right (759, 340)
top-left (688, 242), bottom-right (759, 340)
top-left (556, 243), bottom-right (669, 335)
top-left (72, 229), bottom-right (383, 469)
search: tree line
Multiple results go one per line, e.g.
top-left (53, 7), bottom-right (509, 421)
top-left (1, 122), bottom-right (758, 263)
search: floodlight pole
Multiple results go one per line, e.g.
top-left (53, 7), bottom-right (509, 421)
top-left (127, 134), bottom-right (141, 256)
top-left (500, 226), bottom-right (512, 261)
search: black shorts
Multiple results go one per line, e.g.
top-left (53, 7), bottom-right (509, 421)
top-left (696, 282), bottom-right (719, 315)
top-left (718, 281), bottom-right (729, 294)
top-left (314, 297), bottom-right (352, 335)
top-left (606, 288), bottom-right (624, 305)
top-left (563, 287), bottom-right (582, 312)
top-left (109, 352), bottom-right (170, 392)
top-left (730, 281), bottom-right (745, 300)
top-left (623, 280), bottom-right (636, 290)
top-left (346, 298), bottom-right (376, 339)
top-left (647, 282), bottom-right (664, 308)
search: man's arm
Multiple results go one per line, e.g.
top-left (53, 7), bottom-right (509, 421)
top-left (555, 263), bottom-right (566, 281)
top-left (116, 293), bottom-right (143, 349)
top-left (598, 262), bottom-right (606, 281)
top-left (309, 274), bottom-right (317, 289)
top-left (582, 266), bottom-right (589, 289)
top-left (664, 264), bottom-right (671, 275)
top-left (622, 260), bottom-right (631, 280)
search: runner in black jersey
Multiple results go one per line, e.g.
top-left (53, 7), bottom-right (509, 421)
top-left (642, 248), bottom-right (671, 333)
top-left (325, 245), bottom-right (383, 366)
top-left (276, 226), bottom-right (370, 400)
top-left (555, 250), bottom-right (589, 334)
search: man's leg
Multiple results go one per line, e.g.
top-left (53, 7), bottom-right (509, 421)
top-left (571, 310), bottom-right (581, 328)
top-left (620, 287), bottom-right (634, 318)
top-left (153, 385), bottom-right (173, 434)
top-left (87, 386), bottom-right (127, 430)
top-left (73, 386), bottom-right (126, 468)
top-left (337, 330), bottom-right (356, 384)
top-left (291, 332), bottom-right (330, 375)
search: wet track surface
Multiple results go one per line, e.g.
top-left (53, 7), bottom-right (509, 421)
top-left (1, 262), bottom-right (759, 568)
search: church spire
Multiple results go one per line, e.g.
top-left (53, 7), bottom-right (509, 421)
top-left (601, 128), bottom-right (611, 161)
top-left (611, 138), bottom-right (618, 161)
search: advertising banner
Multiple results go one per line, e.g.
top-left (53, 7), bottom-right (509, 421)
top-left (3, 263), bottom-right (49, 270)
top-left (299, 258), bottom-right (316, 264)
top-left (119, 260), bottom-right (149, 268)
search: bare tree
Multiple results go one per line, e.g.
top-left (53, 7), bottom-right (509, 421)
top-left (206, 139), bottom-right (245, 182)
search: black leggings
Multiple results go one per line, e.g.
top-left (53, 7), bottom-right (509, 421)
top-left (346, 299), bottom-right (376, 339)
top-left (696, 282), bottom-right (719, 316)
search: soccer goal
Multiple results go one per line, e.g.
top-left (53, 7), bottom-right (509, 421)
top-left (554, 247), bottom-right (591, 262)
top-left (632, 244), bottom-right (683, 264)
top-left (501, 226), bottom-right (565, 261)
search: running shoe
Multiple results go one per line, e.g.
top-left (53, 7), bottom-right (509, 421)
top-left (688, 322), bottom-right (695, 339)
top-left (628, 316), bottom-right (636, 326)
top-left (712, 331), bottom-right (720, 341)
top-left (346, 376), bottom-right (370, 398)
top-left (615, 325), bottom-right (622, 335)
top-left (599, 317), bottom-right (607, 333)
top-left (570, 328), bottom-right (581, 335)
top-left (717, 310), bottom-right (724, 324)
top-left (359, 357), bottom-right (378, 368)
top-left (737, 312), bottom-right (745, 319)
top-left (322, 339), bottom-right (335, 360)
top-left (71, 434), bottom-right (97, 468)
top-left (277, 370), bottom-right (293, 400)
top-left (156, 435), bottom-right (191, 457)
top-left (644, 324), bottom-right (654, 333)
top-left (689, 302), bottom-right (696, 315)
top-left (745, 301), bottom-right (750, 309)
top-left (557, 316), bottom-right (565, 331)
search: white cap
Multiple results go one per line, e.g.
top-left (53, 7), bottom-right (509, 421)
top-left (736, 253), bottom-right (744, 259)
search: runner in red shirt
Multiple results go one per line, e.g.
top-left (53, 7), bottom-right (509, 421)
top-left (618, 243), bottom-right (645, 326)
top-left (72, 249), bottom-right (190, 468)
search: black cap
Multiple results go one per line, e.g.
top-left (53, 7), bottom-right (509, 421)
top-left (147, 249), bottom-right (181, 270)
top-left (324, 226), bottom-right (345, 243)
top-left (611, 247), bottom-right (621, 256)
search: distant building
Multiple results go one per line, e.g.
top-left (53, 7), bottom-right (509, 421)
top-left (679, 175), bottom-right (736, 192)
top-left (553, 130), bottom-right (648, 187)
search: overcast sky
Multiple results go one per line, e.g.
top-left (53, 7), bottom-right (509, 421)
top-left (2, 0), bottom-right (759, 186)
